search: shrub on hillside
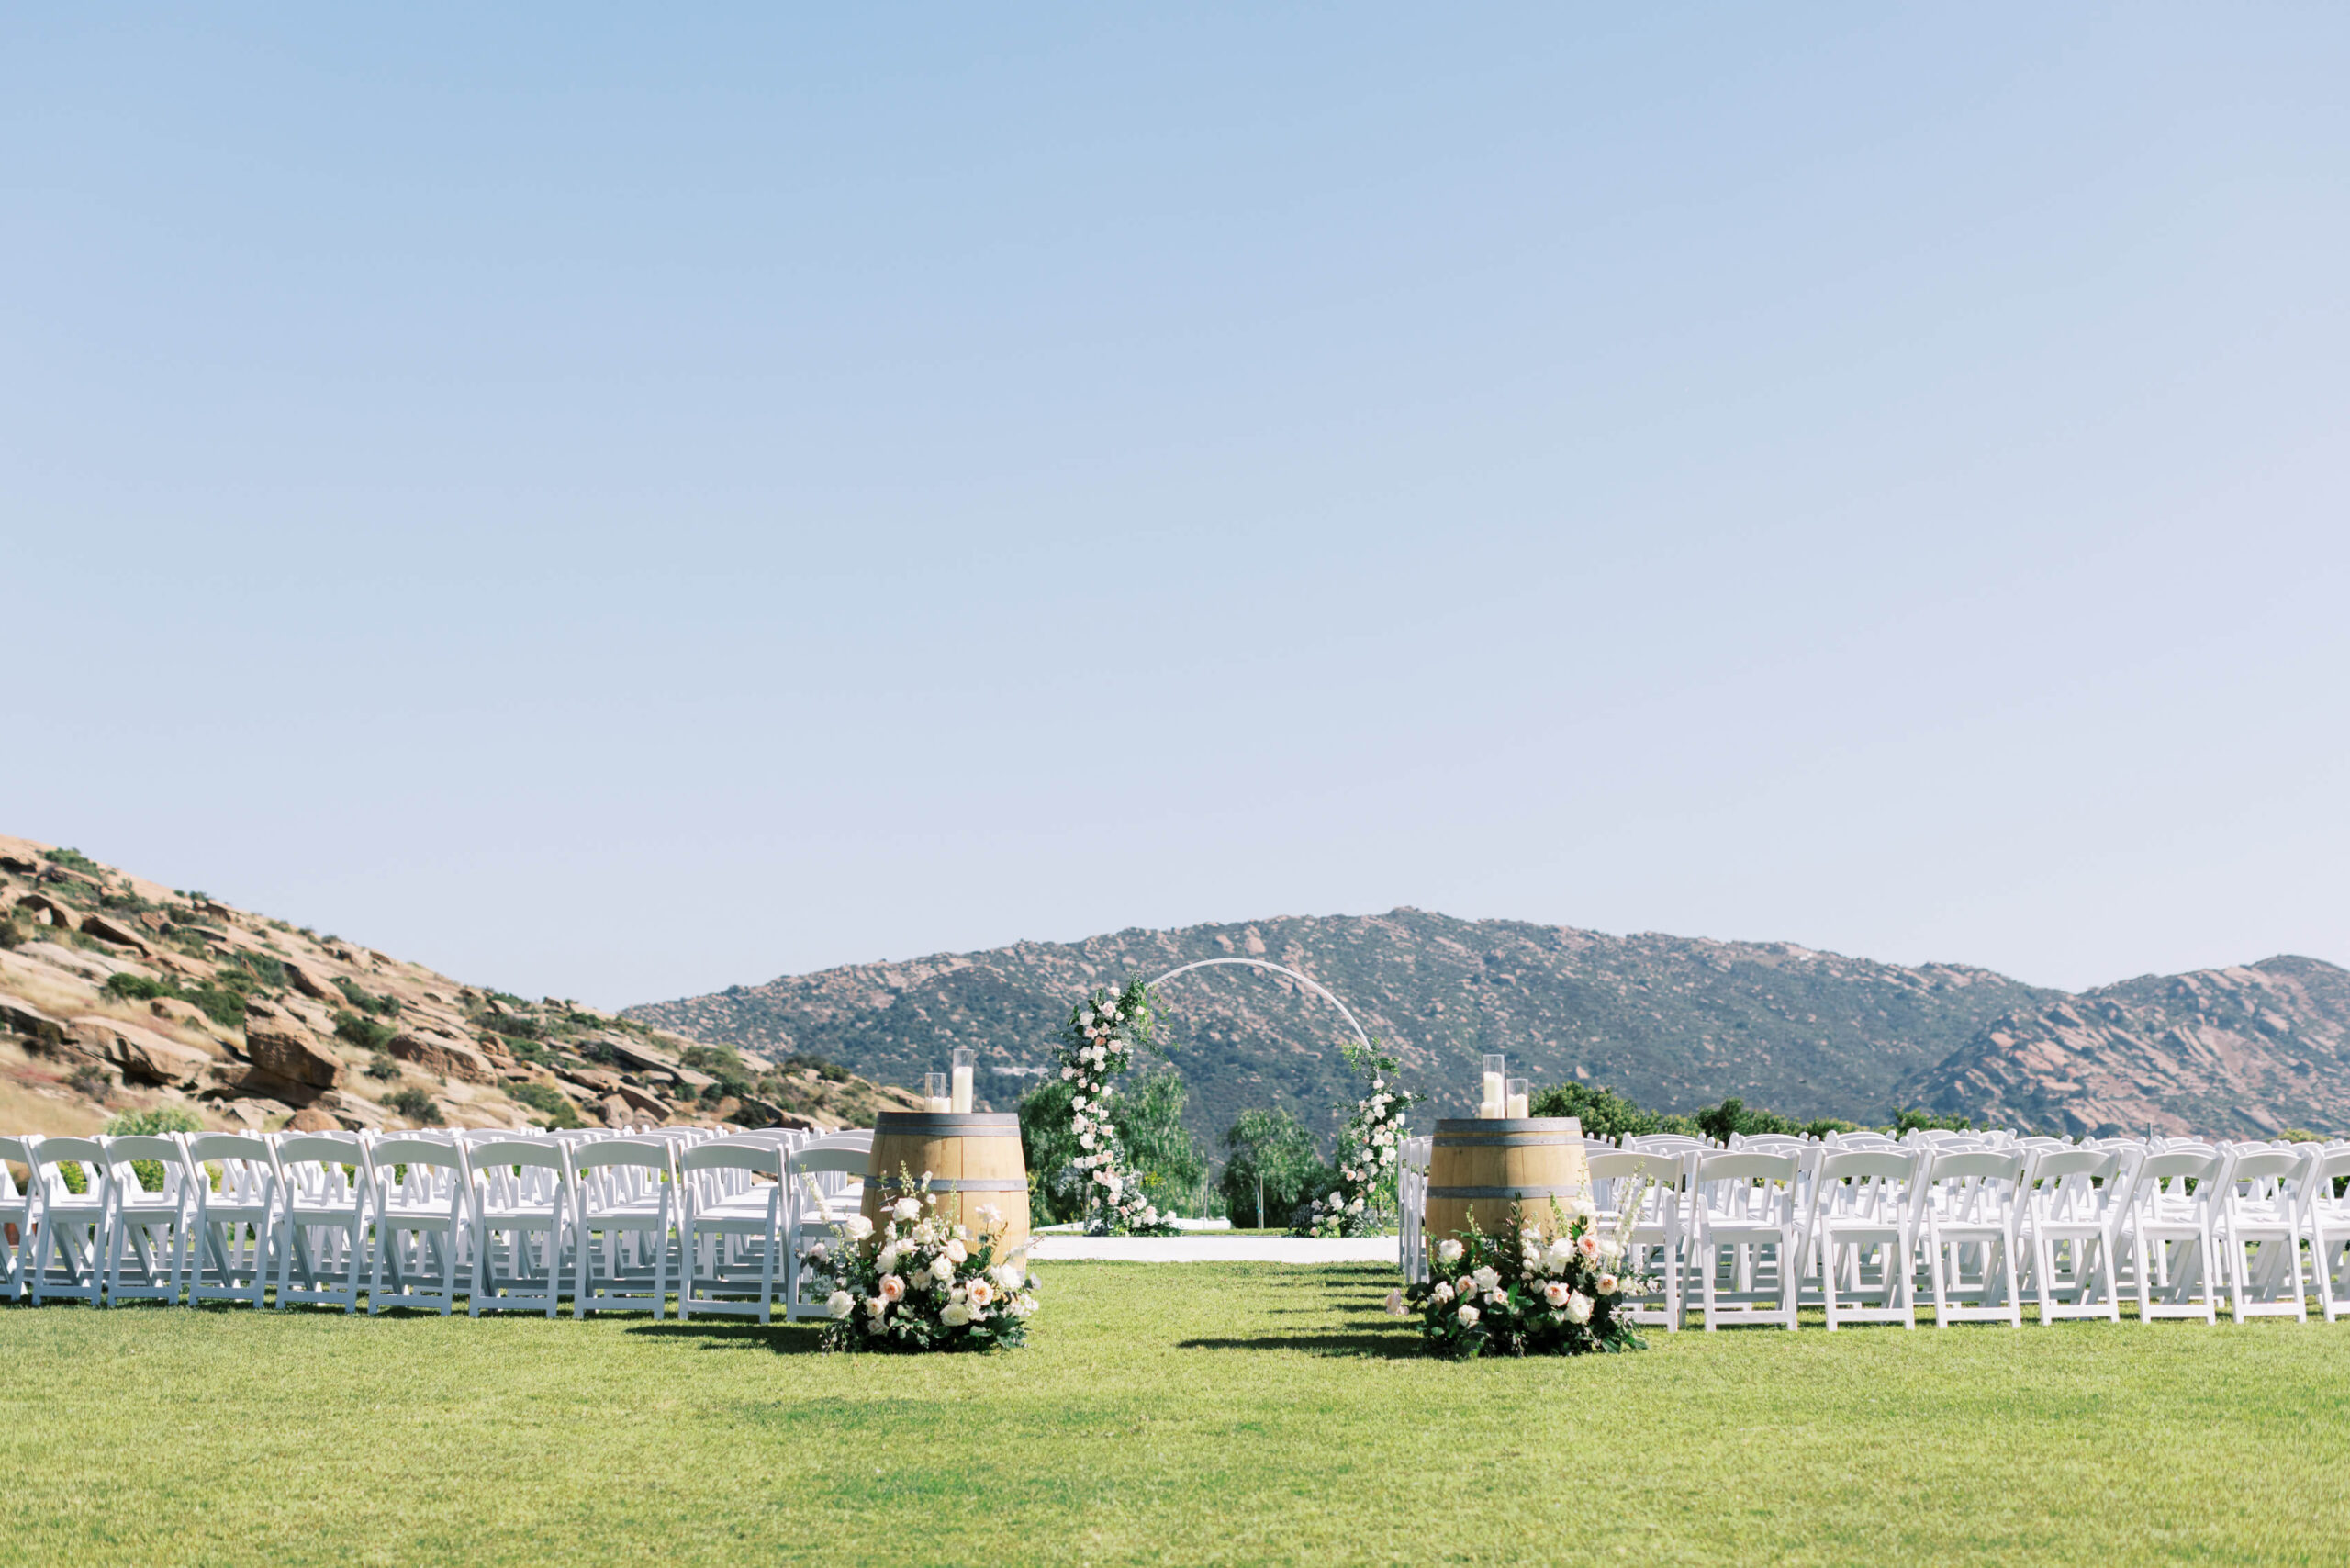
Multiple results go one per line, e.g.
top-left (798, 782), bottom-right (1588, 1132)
top-left (1529, 1082), bottom-right (1661, 1140)
top-left (385, 1087), bottom-right (442, 1125)
top-left (509, 1081), bottom-right (585, 1130)
top-left (334, 1013), bottom-right (398, 1053)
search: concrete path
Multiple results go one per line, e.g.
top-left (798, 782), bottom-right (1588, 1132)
top-left (1026, 1234), bottom-right (1399, 1264)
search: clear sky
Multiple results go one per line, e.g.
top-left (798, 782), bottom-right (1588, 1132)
top-left (6, 6), bottom-right (2345, 1010)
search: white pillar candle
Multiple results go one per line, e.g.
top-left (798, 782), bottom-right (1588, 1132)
top-left (925, 1071), bottom-right (951, 1114)
top-left (1506, 1078), bottom-right (1529, 1119)
top-left (1480, 1054), bottom-right (1506, 1118)
top-left (951, 1064), bottom-right (974, 1114)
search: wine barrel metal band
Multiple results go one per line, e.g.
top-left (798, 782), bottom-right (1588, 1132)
top-left (871, 1177), bottom-right (1031, 1193)
top-left (1425, 1185), bottom-right (1590, 1200)
top-left (1433, 1134), bottom-right (1580, 1148)
top-left (870, 1114), bottom-right (1020, 1135)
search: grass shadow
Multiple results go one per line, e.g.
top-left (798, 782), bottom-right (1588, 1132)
top-left (625, 1318), bottom-right (831, 1356)
top-left (1175, 1329), bottom-right (1422, 1361)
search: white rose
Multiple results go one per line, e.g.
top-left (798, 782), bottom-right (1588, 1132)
top-left (1565, 1292), bottom-right (1594, 1324)
top-left (1141, 1206), bottom-right (1158, 1225)
top-left (1436, 1239), bottom-right (1464, 1265)
top-left (1104, 1177), bottom-right (1122, 1198)
top-left (1597, 1273), bottom-right (1620, 1295)
top-left (1348, 1198), bottom-right (1364, 1213)
top-left (1062, 1067), bottom-right (1074, 1080)
top-left (993, 1263), bottom-right (1024, 1291)
top-left (945, 1238), bottom-right (968, 1264)
top-left (1080, 1133), bottom-right (1096, 1150)
top-left (1433, 1282), bottom-right (1454, 1305)
top-left (1542, 1281), bottom-right (1571, 1308)
top-left (1457, 1305), bottom-right (1480, 1327)
top-left (844, 1215), bottom-right (873, 1240)
top-left (877, 1245), bottom-right (899, 1275)
top-left (1471, 1266), bottom-right (1501, 1292)
top-left (929, 1255), bottom-right (957, 1285)
top-left (892, 1198), bottom-right (922, 1223)
top-left (968, 1279), bottom-right (995, 1308)
top-left (1382, 1147), bottom-right (1394, 1164)
top-left (864, 1297), bottom-right (887, 1320)
top-left (826, 1290), bottom-right (855, 1319)
top-left (1080, 1011), bottom-right (1094, 1026)
top-left (975, 1204), bottom-right (1002, 1226)
top-left (878, 1274), bottom-right (905, 1303)
top-left (940, 1302), bottom-right (971, 1327)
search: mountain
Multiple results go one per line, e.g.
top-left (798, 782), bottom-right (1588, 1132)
top-left (622, 909), bottom-right (2053, 1142)
top-left (0, 834), bottom-right (912, 1139)
top-left (1901, 956), bottom-right (2350, 1138)
top-left (629, 910), bottom-right (2350, 1143)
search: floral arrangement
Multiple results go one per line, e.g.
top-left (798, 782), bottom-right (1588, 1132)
top-left (1404, 1191), bottom-right (1652, 1360)
top-left (1298, 1039), bottom-right (1419, 1238)
top-left (805, 1171), bottom-right (1038, 1352)
top-left (1055, 979), bottom-right (1179, 1236)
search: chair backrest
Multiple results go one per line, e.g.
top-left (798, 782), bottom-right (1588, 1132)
top-left (789, 1147), bottom-right (872, 1178)
top-left (277, 1134), bottom-right (368, 1166)
top-left (1586, 1151), bottom-right (1687, 1187)
top-left (1923, 1149), bottom-right (2026, 1183)
top-left (1694, 1151), bottom-right (1800, 1184)
top-left (2135, 1149), bottom-right (2223, 1187)
top-left (570, 1138), bottom-right (676, 1173)
top-left (31, 1136), bottom-right (106, 1201)
top-left (468, 1139), bottom-right (571, 1172)
top-left (1815, 1148), bottom-right (1919, 1185)
top-left (2225, 1148), bottom-right (2306, 1185)
top-left (371, 1137), bottom-right (469, 1172)
top-left (681, 1142), bottom-right (786, 1178)
top-left (185, 1133), bottom-right (275, 1165)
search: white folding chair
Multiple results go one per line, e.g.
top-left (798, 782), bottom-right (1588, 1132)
top-left (2019, 1147), bottom-right (2132, 1324)
top-left (572, 1138), bottom-right (677, 1318)
top-left (678, 1140), bottom-right (787, 1323)
top-left (28, 1137), bottom-right (110, 1306)
top-left (1397, 1135), bottom-right (1433, 1283)
top-left (2215, 1146), bottom-right (2311, 1323)
top-left (368, 1137), bottom-right (471, 1316)
top-left (785, 1144), bottom-right (873, 1319)
top-left (1586, 1150), bottom-right (1687, 1330)
top-left (1919, 1148), bottom-right (2027, 1327)
top-left (1689, 1151), bottom-right (1802, 1330)
top-left (2124, 1147), bottom-right (2228, 1324)
top-left (2307, 1147), bottom-right (2350, 1323)
top-left (100, 1134), bottom-right (196, 1305)
top-left (2, 1136), bottom-right (42, 1301)
top-left (274, 1134), bottom-right (375, 1313)
top-left (182, 1133), bottom-right (282, 1309)
top-left (1808, 1148), bottom-right (1925, 1330)
top-left (469, 1138), bottom-right (573, 1317)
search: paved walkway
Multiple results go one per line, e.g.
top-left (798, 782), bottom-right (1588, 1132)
top-left (1026, 1234), bottom-right (1399, 1264)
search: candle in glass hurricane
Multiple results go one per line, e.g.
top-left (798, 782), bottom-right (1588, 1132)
top-left (924, 1071), bottom-right (951, 1114)
top-left (1480, 1054), bottom-right (1506, 1118)
top-left (951, 1047), bottom-right (975, 1114)
top-left (1506, 1078), bottom-right (1529, 1119)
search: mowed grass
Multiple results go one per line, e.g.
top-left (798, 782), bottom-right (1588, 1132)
top-left (5, 1264), bottom-right (2348, 1567)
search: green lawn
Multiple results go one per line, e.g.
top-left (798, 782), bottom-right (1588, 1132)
top-left (5, 1265), bottom-right (2346, 1566)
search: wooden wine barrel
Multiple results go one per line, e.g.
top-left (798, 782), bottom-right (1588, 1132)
top-left (1422, 1116), bottom-right (1591, 1246)
top-left (859, 1111), bottom-right (1032, 1252)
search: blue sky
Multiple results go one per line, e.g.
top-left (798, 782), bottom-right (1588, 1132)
top-left (5, 6), bottom-right (2345, 1007)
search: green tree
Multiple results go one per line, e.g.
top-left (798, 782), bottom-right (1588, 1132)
top-left (1017, 1069), bottom-right (1207, 1225)
top-left (1219, 1108), bottom-right (1324, 1228)
top-left (1528, 1082), bottom-right (1660, 1139)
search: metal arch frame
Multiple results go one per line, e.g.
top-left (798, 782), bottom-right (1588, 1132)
top-left (1144, 958), bottom-right (1373, 1054)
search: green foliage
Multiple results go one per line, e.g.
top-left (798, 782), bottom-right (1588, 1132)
top-left (509, 1081), bottom-right (585, 1129)
top-left (698, 1068), bottom-right (756, 1105)
top-left (2279, 1127), bottom-right (2322, 1143)
top-left (45, 847), bottom-right (102, 874)
top-left (67, 1063), bottom-right (114, 1103)
top-left (679, 1044), bottom-right (742, 1072)
top-left (364, 1054), bottom-right (403, 1081)
top-left (784, 1052), bottom-right (851, 1082)
top-left (334, 978), bottom-right (400, 1016)
top-left (334, 1012), bottom-right (398, 1053)
top-left (385, 1087), bottom-right (442, 1125)
top-left (101, 971), bottom-right (247, 1028)
top-left (1529, 1081), bottom-right (1661, 1139)
top-left (1218, 1106), bottom-right (1326, 1227)
top-left (1020, 1067), bottom-right (1207, 1226)
top-left (1893, 1106), bottom-right (1976, 1135)
top-left (0, 910), bottom-right (23, 950)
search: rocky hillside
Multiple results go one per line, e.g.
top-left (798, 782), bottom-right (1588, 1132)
top-left (0, 834), bottom-right (915, 1139)
top-left (629, 910), bottom-right (2065, 1142)
top-left (631, 910), bottom-right (2350, 1143)
top-left (1898, 956), bottom-right (2350, 1139)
